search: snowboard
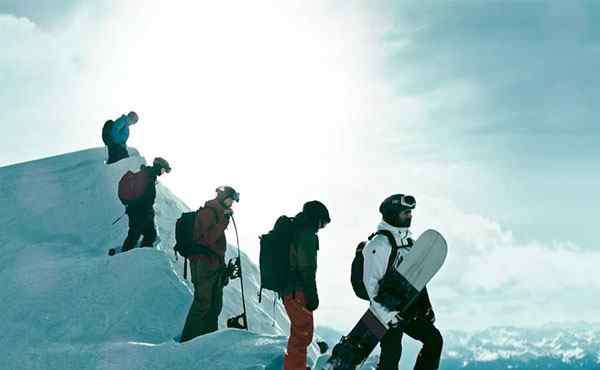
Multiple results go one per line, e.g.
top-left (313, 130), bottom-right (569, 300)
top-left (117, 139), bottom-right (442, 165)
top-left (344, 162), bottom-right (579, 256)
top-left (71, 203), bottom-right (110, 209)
top-left (321, 229), bottom-right (448, 370)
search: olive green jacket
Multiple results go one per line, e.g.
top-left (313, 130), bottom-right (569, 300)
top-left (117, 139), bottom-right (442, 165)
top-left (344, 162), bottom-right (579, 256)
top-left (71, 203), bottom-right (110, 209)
top-left (282, 228), bottom-right (319, 307)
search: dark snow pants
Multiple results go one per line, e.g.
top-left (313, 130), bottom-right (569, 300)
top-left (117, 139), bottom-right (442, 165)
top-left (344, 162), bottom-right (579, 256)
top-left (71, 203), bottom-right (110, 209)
top-left (180, 259), bottom-right (225, 342)
top-left (378, 319), bottom-right (443, 370)
top-left (106, 144), bottom-right (129, 164)
top-left (122, 209), bottom-right (156, 252)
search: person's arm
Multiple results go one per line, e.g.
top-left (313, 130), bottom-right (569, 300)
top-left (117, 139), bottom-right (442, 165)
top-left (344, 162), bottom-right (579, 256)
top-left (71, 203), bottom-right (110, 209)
top-left (195, 208), bottom-right (228, 246)
top-left (296, 232), bottom-right (319, 311)
top-left (363, 236), bottom-right (398, 325)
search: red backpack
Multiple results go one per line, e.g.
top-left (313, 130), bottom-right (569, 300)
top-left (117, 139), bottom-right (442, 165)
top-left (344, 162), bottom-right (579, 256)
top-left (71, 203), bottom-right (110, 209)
top-left (118, 170), bottom-right (150, 205)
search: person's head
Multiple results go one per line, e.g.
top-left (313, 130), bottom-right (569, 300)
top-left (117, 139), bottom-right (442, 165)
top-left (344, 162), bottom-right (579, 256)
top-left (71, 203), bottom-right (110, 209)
top-left (216, 186), bottom-right (240, 209)
top-left (152, 157), bottom-right (171, 176)
top-left (127, 111), bottom-right (139, 125)
top-left (302, 200), bottom-right (331, 232)
top-left (379, 194), bottom-right (416, 228)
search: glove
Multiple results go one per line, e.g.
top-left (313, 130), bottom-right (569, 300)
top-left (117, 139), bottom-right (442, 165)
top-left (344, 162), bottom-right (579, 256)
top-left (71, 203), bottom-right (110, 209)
top-left (223, 208), bottom-right (234, 219)
top-left (305, 292), bottom-right (319, 311)
top-left (226, 258), bottom-right (242, 279)
top-left (317, 341), bottom-right (329, 354)
top-left (387, 312), bottom-right (407, 329)
top-left (423, 307), bottom-right (436, 324)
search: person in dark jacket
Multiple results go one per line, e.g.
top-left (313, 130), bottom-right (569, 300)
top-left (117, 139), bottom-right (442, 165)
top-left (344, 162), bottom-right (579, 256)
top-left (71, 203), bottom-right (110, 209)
top-left (180, 186), bottom-right (240, 342)
top-left (281, 200), bottom-right (331, 370)
top-left (121, 157), bottom-right (171, 252)
top-left (103, 111), bottom-right (139, 164)
top-left (362, 194), bottom-right (442, 370)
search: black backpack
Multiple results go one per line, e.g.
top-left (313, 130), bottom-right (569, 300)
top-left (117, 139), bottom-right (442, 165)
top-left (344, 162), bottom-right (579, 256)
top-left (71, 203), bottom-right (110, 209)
top-left (258, 216), bottom-right (296, 301)
top-left (351, 230), bottom-right (400, 301)
top-left (174, 212), bottom-right (198, 259)
top-left (173, 208), bottom-right (219, 264)
top-left (102, 121), bottom-right (115, 146)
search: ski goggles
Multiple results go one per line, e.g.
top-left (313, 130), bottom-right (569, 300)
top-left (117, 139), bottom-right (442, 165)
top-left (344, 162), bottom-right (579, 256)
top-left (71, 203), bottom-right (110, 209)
top-left (399, 195), bottom-right (416, 209)
top-left (217, 187), bottom-right (240, 202)
top-left (226, 190), bottom-right (240, 202)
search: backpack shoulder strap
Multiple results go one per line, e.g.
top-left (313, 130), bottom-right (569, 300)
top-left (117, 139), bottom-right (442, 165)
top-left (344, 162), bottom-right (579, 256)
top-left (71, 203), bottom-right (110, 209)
top-left (374, 230), bottom-right (399, 275)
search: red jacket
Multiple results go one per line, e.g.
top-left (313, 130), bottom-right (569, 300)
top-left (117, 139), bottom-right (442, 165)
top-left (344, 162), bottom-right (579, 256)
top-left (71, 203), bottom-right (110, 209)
top-left (190, 199), bottom-right (229, 266)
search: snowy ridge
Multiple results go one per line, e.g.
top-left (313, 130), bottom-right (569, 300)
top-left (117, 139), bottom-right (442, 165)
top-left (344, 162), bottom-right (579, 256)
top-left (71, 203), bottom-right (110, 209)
top-left (442, 325), bottom-right (600, 369)
top-left (0, 148), bottom-right (323, 370)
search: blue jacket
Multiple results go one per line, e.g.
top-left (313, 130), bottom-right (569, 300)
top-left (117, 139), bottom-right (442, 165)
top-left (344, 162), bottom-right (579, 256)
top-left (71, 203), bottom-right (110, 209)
top-left (111, 115), bottom-right (131, 145)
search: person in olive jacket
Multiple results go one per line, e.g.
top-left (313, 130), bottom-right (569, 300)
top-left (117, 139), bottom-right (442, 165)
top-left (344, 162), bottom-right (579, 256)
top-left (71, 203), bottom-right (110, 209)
top-left (281, 200), bottom-right (331, 370)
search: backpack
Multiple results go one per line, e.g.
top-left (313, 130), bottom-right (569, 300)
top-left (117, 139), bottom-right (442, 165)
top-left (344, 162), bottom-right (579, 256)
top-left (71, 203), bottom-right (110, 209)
top-left (102, 121), bottom-right (115, 146)
top-left (258, 215), bottom-right (295, 301)
top-left (173, 208), bottom-right (219, 259)
top-left (117, 170), bottom-right (150, 206)
top-left (174, 212), bottom-right (198, 259)
top-left (350, 230), bottom-right (400, 301)
top-left (173, 208), bottom-right (219, 280)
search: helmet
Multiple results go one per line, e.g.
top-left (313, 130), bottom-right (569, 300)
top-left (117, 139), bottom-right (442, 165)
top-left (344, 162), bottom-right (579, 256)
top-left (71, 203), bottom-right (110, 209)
top-left (303, 200), bottom-right (331, 227)
top-left (127, 111), bottom-right (139, 124)
top-left (152, 157), bottom-right (171, 173)
top-left (216, 185), bottom-right (240, 202)
top-left (379, 194), bottom-right (416, 216)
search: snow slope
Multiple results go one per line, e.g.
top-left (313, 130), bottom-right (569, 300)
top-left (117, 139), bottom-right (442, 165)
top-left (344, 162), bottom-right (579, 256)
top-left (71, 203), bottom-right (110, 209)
top-left (0, 148), bottom-right (322, 369)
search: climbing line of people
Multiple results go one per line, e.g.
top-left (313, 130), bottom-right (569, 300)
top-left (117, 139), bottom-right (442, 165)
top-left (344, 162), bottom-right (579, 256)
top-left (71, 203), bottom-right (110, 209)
top-left (102, 112), bottom-right (443, 370)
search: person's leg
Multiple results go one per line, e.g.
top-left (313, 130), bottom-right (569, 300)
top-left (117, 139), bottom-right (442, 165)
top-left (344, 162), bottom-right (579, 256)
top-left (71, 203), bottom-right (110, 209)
top-left (207, 270), bottom-right (224, 333)
top-left (180, 260), bottom-right (220, 342)
top-left (107, 144), bottom-right (129, 164)
top-left (140, 213), bottom-right (157, 247)
top-left (122, 213), bottom-right (142, 252)
top-left (377, 327), bottom-right (404, 370)
top-left (402, 319), bottom-right (443, 370)
top-left (114, 144), bottom-right (129, 163)
top-left (283, 291), bottom-right (314, 370)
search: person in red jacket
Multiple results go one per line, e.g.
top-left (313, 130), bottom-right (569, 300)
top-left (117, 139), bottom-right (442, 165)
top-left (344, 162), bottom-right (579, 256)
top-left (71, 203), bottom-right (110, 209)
top-left (180, 186), bottom-right (239, 342)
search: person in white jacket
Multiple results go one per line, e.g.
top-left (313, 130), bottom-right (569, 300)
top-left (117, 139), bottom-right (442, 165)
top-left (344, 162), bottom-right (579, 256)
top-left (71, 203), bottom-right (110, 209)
top-left (362, 194), bottom-right (443, 370)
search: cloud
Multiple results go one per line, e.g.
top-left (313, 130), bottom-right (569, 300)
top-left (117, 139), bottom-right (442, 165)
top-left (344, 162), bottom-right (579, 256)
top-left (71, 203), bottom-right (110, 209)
top-left (0, 0), bottom-right (95, 28)
top-left (415, 196), bottom-right (600, 331)
top-left (0, 2), bottom-right (127, 166)
top-left (371, 1), bottom-right (600, 166)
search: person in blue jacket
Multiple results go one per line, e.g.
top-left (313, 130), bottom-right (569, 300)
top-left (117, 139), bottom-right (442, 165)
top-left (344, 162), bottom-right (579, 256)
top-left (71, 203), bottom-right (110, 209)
top-left (102, 111), bottom-right (139, 164)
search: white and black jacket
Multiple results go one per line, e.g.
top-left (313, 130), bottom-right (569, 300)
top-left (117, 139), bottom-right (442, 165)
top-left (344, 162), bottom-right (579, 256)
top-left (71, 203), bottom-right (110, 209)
top-left (362, 221), bottom-right (432, 325)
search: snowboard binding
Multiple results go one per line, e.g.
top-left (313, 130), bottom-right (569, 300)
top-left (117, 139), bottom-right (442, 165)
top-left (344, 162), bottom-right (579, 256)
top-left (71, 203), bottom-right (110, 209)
top-left (324, 337), bottom-right (364, 370)
top-left (226, 312), bottom-right (248, 330)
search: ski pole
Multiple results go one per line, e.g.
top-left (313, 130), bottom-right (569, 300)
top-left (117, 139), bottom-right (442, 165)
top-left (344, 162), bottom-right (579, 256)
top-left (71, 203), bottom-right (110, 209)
top-left (111, 211), bottom-right (126, 225)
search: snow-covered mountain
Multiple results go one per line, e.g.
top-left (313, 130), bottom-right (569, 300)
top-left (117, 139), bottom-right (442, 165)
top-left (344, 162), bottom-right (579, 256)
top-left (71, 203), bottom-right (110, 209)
top-left (0, 148), bottom-right (324, 369)
top-left (319, 323), bottom-right (600, 370)
top-left (440, 324), bottom-right (600, 370)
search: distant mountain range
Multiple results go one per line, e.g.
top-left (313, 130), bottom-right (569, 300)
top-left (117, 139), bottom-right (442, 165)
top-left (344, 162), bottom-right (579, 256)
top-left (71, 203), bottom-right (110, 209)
top-left (319, 322), bottom-right (600, 370)
top-left (441, 323), bottom-right (600, 370)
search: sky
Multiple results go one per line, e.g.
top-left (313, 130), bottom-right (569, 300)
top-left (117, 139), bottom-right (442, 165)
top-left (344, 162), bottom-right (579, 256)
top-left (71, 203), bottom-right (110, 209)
top-left (1, 0), bottom-right (599, 332)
